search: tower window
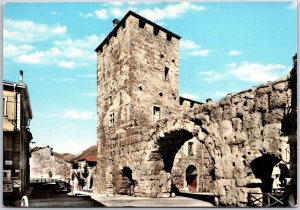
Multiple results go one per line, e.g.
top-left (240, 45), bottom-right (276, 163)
top-left (153, 106), bottom-right (161, 122)
top-left (164, 67), bottom-right (169, 81)
top-left (109, 113), bottom-right (115, 127)
top-left (139, 20), bottom-right (145, 28)
top-left (188, 142), bottom-right (194, 156)
top-left (109, 96), bottom-right (112, 105)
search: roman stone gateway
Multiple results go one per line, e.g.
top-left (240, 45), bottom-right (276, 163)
top-left (94, 11), bottom-right (296, 206)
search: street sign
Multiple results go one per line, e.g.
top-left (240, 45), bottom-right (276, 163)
top-left (13, 180), bottom-right (21, 188)
top-left (5, 160), bottom-right (13, 166)
top-left (3, 170), bottom-right (11, 182)
top-left (3, 184), bottom-right (13, 192)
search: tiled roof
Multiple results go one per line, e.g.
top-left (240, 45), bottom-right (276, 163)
top-left (78, 155), bottom-right (97, 162)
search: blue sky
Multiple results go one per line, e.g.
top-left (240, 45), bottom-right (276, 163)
top-left (3, 1), bottom-right (297, 154)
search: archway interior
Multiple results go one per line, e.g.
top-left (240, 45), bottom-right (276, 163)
top-left (121, 166), bottom-right (134, 186)
top-left (186, 165), bottom-right (198, 192)
top-left (250, 154), bottom-right (280, 193)
top-left (118, 166), bottom-right (134, 195)
top-left (157, 130), bottom-right (194, 172)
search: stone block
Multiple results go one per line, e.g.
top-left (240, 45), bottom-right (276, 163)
top-left (254, 93), bottom-right (269, 111)
top-left (247, 128), bottom-right (262, 141)
top-left (263, 108), bottom-right (284, 124)
top-left (273, 80), bottom-right (288, 91)
top-left (219, 97), bottom-right (231, 106)
top-left (263, 123), bottom-right (281, 140)
top-left (223, 105), bottom-right (237, 120)
top-left (231, 95), bottom-right (242, 104)
top-left (256, 85), bottom-right (272, 94)
top-left (219, 120), bottom-right (233, 138)
top-left (232, 117), bottom-right (242, 132)
top-left (210, 107), bottom-right (223, 122)
top-left (243, 113), bottom-right (262, 129)
top-left (269, 91), bottom-right (289, 109)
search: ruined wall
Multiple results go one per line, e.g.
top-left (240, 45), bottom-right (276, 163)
top-left (190, 76), bottom-right (291, 206)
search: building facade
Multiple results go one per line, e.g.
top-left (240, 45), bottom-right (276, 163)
top-left (3, 71), bottom-right (33, 203)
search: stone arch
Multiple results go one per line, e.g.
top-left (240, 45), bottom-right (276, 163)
top-left (148, 117), bottom-right (201, 171)
top-left (114, 158), bottom-right (136, 195)
top-left (138, 116), bottom-right (217, 197)
top-left (250, 154), bottom-right (283, 193)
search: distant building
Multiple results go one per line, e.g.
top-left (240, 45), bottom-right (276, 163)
top-left (3, 71), bottom-right (33, 203)
top-left (30, 145), bottom-right (71, 182)
top-left (74, 155), bottom-right (97, 191)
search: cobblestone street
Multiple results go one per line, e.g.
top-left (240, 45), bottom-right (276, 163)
top-left (29, 183), bottom-right (104, 207)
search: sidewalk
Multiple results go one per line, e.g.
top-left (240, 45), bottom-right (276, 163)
top-left (90, 194), bottom-right (214, 207)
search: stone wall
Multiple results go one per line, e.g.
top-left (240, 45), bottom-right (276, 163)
top-left (190, 76), bottom-right (291, 206)
top-left (128, 75), bottom-right (291, 205)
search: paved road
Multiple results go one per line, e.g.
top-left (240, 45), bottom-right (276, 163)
top-left (29, 183), bottom-right (104, 207)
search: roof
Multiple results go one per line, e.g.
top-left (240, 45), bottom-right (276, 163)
top-left (78, 155), bottom-right (97, 162)
top-left (95, 10), bottom-right (181, 53)
top-left (179, 96), bottom-right (203, 105)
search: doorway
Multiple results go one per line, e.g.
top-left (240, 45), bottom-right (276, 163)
top-left (186, 165), bottom-right (198, 192)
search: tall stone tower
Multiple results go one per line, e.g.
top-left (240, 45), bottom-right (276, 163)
top-left (94, 11), bottom-right (181, 195)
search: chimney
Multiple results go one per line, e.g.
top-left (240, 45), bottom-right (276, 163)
top-left (112, 19), bottom-right (119, 27)
top-left (19, 70), bottom-right (24, 83)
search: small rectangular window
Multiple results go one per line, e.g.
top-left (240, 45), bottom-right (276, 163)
top-left (109, 113), bottom-right (115, 127)
top-left (153, 106), bottom-right (161, 122)
top-left (188, 142), bottom-right (194, 156)
top-left (3, 97), bottom-right (7, 116)
top-left (109, 96), bottom-right (112, 105)
top-left (164, 67), bottom-right (169, 81)
top-left (139, 20), bottom-right (145, 28)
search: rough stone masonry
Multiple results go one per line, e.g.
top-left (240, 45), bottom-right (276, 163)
top-left (94, 11), bottom-right (297, 206)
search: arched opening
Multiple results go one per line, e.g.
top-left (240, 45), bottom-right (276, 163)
top-left (118, 166), bottom-right (134, 195)
top-left (186, 165), bottom-right (198, 192)
top-left (157, 129), bottom-right (194, 173)
top-left (250, 154), bottom-right (281, 193)
top-left (271, 161), bottom-right (290, 189)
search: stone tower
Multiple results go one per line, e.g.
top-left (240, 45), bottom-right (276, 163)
top-left (94, 11), bottom-right (182, 195)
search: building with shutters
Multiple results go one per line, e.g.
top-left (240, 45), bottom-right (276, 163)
top-left (3, 71), bottom-right (33, 205)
